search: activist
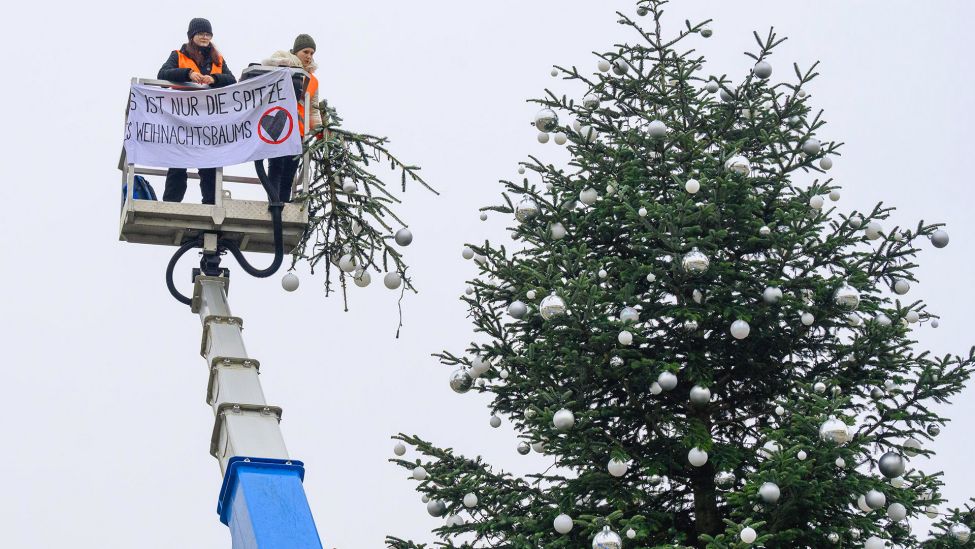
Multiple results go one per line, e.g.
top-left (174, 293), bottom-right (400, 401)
top-left (260, 33), bottom-right (321, 202)
top-left (157, 17), bottom-right (238, 204)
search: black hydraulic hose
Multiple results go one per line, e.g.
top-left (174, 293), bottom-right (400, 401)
top-left (166, 236), bottom-right (203, 306)
top-left (218, 203), bottom-right (284, 278)
top-left (253, 159), bottom-right (280, 204)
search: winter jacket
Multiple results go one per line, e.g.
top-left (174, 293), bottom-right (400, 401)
top-left (158, 44), bottom-right (237, 87)
top-left (261, 50), bottom-right (322, 129)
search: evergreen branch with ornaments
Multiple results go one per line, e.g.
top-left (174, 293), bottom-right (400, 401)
top-left (388, 1), bottom-right (972, 547)
top-left (282, 101), bottom-right (437, 315)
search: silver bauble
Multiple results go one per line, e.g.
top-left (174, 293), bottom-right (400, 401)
top-left (648, 119), bottom-right (668, 138)
top-left (338, 254), bottom-right (357, 273)
top-left (865, 536), bottom-right (886, 549)
top-left (683, 319), bottom-right (699, 332)
top-left (701, 27), bottom-right (713, 37)
top-left (462, 246), bottom-right (474, 260)
top-left (583, 94), bottom-right (600, 109)
top-left (950, 523), bottom-right (971, 543)
top-left (352, 269), bottom-right (371, 288)
top-left (534, 108), bottom-right (559, 133)
top-left (763, 286), bottom-right (783, 303)
top-left (865, 489), bottom-right (886, 510)
top-left (715, 471), bottom-right (736, 488)
top-left (593, 525), bottom-right (623, 549)
top-left (870, 387), bottom-right (885, 400)
top-left (281, 272), bottom-right (300, 292)
top-left (903, 438), bottom-right (922, 457)
top-left (681, 247), bottom-right (710, 275)
top-left (383, 271), bottom-right (402, 289)
top-left (759, 481), bottom-right (781, 503)
top-left (819, 416), bottom-right (852, 445)
top-left (540, 292), bottom-right (567, 319)
top-left (508, 300), bottom-right (528, 319)
top-left (449, 368), bottom-right (474, 394)
top-left (927, 424), bottom-right (941, 437)
top-left (515, 198), bottom-right (540, 222)
top-left (719, 88), bottom-right (734, 102)
top-left (802, 138), bottom-right (821, 155)
top-left (690, 385), bottom-right (711, 406)
top-left (657, 371), bottom-right (678, 391)
top-left (579, 187), bottom-right (599, 205)
top-left (553, 408), bottom-right (575, 430)
top-left (619, 306), bottom-right (640, 323)
top-left (887, 502), bottom-right (907, 521)
top-left (725, 155), bottom-right (752, 176)
top-left (833, 284), bottom-right (861, 310)
top-left (931, 229), bottom-right (950, 248)
top-left (517, 442), bottom-right (530, 455)
top-left (753, 60), bottom-right (773, 79)
top-left (688, 447), bottom-right (708, 467)
top-left (426, 499), bottom-right (447, 517)
top-left (553, 513), bottom-right (573, 534)
top-left (394, 228), bottom-right (414, 246)
top-left (489, 415), bottom-right (501, 428)
top-left (893, 279), bottom-right (911, 295)
top-left (607, 458), bottom-right (628, 477)
top-left (730, 319), bottom-right (751, 339)
top-left (828, 532), bottom-right (840, 543)
top-left (878, 452), bottom-right (906, 479)
top-left (393, 442), bottom-right (406, 456)
top-left (463, 493), bottom-right (478, 507)
top-left (705, 80), bottom-right (719, 93)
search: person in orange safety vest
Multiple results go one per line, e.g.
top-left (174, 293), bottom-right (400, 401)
top-left (156, 18), bottom-right (237, 204)
top-left (261, 33), bottom-right (321, 203)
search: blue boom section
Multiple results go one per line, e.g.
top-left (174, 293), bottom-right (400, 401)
top-left (217, 457), bottom-right (323, 549)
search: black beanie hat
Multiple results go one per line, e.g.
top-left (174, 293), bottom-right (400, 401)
top-left (187, 18), bottom-right (213, 39)
top-left (291, 34), bottom-right (316, 54)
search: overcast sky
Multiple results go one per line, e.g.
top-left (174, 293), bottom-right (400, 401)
top-left (1, 1), bottom-right (973, 547)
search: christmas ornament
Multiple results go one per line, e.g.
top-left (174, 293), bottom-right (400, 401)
top-left (394, 228), bottom-right (413, 246)
top-left (906, 311), bottom-right (920, 323)
top-left (814, 382), bottom-right (826, 393)
top-left (875, 313), bottom-right (891, 326)
top-left (931, 229), bottom-right (950, 248)
top-left (393, 442), bottom-right (406, 456)
top-left (828, 532), bottom-right (839, 543)
top-left (692, 289), bottom-right (703, 303)
top-left (598, 269), bottom-right (608, 279)
top-left (865, 489), bottom-right (886, 510)
top-left (878, 452), bottom-right (905, 478)
top-left (857, 495), bottom-right (872, 513)
top-left (690, 385), bottom-right (711, 406)
top-left (759, 482), bottom-right (780, 503)
top-left (626, 529), bottom-right (635, 539)
top-left (759, 440), bottom-right (781, 458)
top-left (531, 441), bottom-right (546, 453)
top-left (646, 272), bottom-right (656, 282)
top-left (553, 408), bottom-right (575, 430)
top-left (903, 438), bottom-right (922, 457)
top-left (720, 88), bottom-right (734, 102)
top-left (508, 300), bottom-right (528, 319)
top-left (384, 272), bottom-right (402, 289)
top-left (479, 212), bottom-right (488, 221)
top-left (809, 195), bottom-right (824, 210)
top-left (526, 290), bottom-right (537, 300)
top-left (740, 527), bottom-right (757, 544)
top-left (658, 371), bottom-right (678, 391)
top-left (618, 330), bottom-right (633, 346)
top-left (775, 405), bottom-right (785, 416)
top-left (819, 416), bottom-right (852, 445)
top-left (926, 504), bottom-right (938, 518)
top-left (338, 254), bottom-right (357, 273)
top-left (891, 476), bottom-right (905, 488)
top-left (608, 458), bottom-right (628, 477)
top-left (534, 108), bottom-right (558, 132)
top-left (353, 269), bottom-right (371, 287)
top-left (688, 447), bottom-right (708, 467)
top-left (887, 502), bottom-right (907, 521)
top-left (537, 132), bottom-right (550, 144)
top-left (550, 222), bottom-right (566, 239)
top-left (725, 155), bottom-right (751, 176)
top-left (593, 526), bottom-right (623, 549)
top-left (554, 132), bottom-right (567, 145)
top-left (540, 292), bottom-right (567, 319)
top-left (610, 356), bottom-right (624, 367)
top-left (932, 319), bottom-right (940, 328)
top-left (412, 466), bottom-right (428, 480)
top-left (833, 284), bottom-right (860, 310)
top-left (730, 319), bottom-right (750, 339)
top-left (517, 442), bottom-right (530, 455)
top-left (490, 415), bottom-right (501, 428)
top-left (597, 59), bottom-right (611, 72)
top-left (950, 523), bottom-right (971, 543)
top-left (649, 382), bottom-right (662, 395)
top-left (515, 198), bottom-right (539, 221)
top-left (801, 312), bottom-right (815, 326)
top-left (705, 80), bottom-right (719, 93)
top-left (797, 450), bottom-right (807, 461)
top-left (619, 306), bottom-right (639, 323)
top-left (802, 138), bottom-right (821, 155)
top-left (682, 319), bottom-right (698, 332)
top-left (471, 357), bottom-right (491, 377)
top-left (342, 180), bottom-right (357, 193)
top-left (462, 247), bottom-right (474, 260)
top-left (579, 125), bottom-right (597, 142)
top-left (463, 493), bottom-right (477, 508)
top-left (829, 189), bottom-right (840, 200)
top-left (763, 287), bottom-right (783, 303)
top-left (927, 424), bottom-right (941, 436)
top-left (583, 94), bottom-right (599, 109)
top-left (579, 188), bottom-right (599, 205)
top-left (281, 272), bottom-right (299, 292)
top-left (612, 59), bottom-right (629, 75)
top-left (753, 60), bottom-right (772, 79)
top-left (701, 27), bottom-right (713, 38)
top-left (865, 537), bottom-right (886, 549)
top-left (870, 387), bottom-right (884, 400)
top-left (554, 513), bottom-right (573, 534)
top-left (426, 499), bottom-right (446, 517)
top-left (648, 119), bottom-right (668, 138)
top-left (836, 457), bottom-right (846, 468)
top-left (685, 178), bottom-right (700, 194)
top-left (865, 222), bottom-right (883, 240)
top-left (638, 207), bottom-right (648, 217)
top-left (893, 279), bottom-right (910, 295)
top-left (682, 247), bottom-right (710, 275)
top-left (449, 368), bottom-right (474, 393)
top-left (715, 471), bottom-right (736, 488)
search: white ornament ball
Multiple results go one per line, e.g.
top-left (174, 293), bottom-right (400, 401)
top-left (829, 190), bottom-right (840, 201)
top-left (893, 279), bottom-right (911, 295)
top-left (553, 132), bottom-right (567, 145)
top-left (597, 59), bottom-right (611, 72)
top-left (426, 499), bottom-right (446, 517)
top-left (740, 527), bottom-right (757, 544)
top-left (775, 405), bottom-right (785, 416)
top-left (903, 438), bottom-right (922, 457)
top-left (638, 207), bottom-right (648, 217)
top-left (412, 466), bottom-right (428, 481)
top-left (489, 415), bottom-right (501, 428)
top-left (725, 155), bottom-right (752, 176)
top-left (730, 319), bottom-right (751, 339)
top-left (690, 385), bottom-right (711, 406)
top-left (540, 292), bottom-right (567, 319)
top-left (814, 382), bottom-right (826, 393)
top-left (809, 195), bottom-right (825, 210)
top-left (797, 450), bottom-right (807, 461)
top-left (583, 94), bottom-right (599, 109)
top-left (550, 222), bottom-right (567, 240)
top-left (650, 382), bottom-right (662, 395)
top-left (462, 492), bottom-right (478, 508)
top-left (579, 188), bottom-right (599, 206)
top-left (932, 319), bottom-right (940, 328)
top-left (619, 306), bottom-right (639, 323)
top-left (865, 536), bottom-right (887, 549)
top-left (802, 138), bottom-right (821, 155)
top-left (685, 178), bottom-right (701, 194)
top-left (705, 80), bottom-right (719, 93)
top-left (926, 504), bottom-right (938, 518)
top-left (338, 254), bottom-right (357, 273)
top-left (462, 247), bottom-right (474, 260)
top-left (759, 481), bottom-right (780, 503)
top-left (343, 180), bottom-right (357, 194)
top-left (931, 229), bottom-right (950, 248)
top-left (537, 132), bottom-right (550, 144)
top-left (617, 330), bottom-right (633, 346)
top-left (951, 523), bottom-right (972, 543)
top-left (383, 271), bottom-right (402, 289)
top-left (865, 489), bottom-right (886, 510)
top-left (508, 300), bottom-right (528, 319)
top-left (393, 442), bottom-right (406, 456)
top-left (887, 502), bottom-right (907, 521)
top-left (607, 458), bottom-right (629, 477)
top-left (281, 272), bottom-right (300, 292)
top-left (688, 447), bottom-right (709, 467)
top-left (553, 513), bottom-right (573, 534)
top-left (657, 371), bottom-right (678, 391)
top-left (553, 408), bottom-right (575, 430)
top-left (836, 457), bottom-right (846, 468)
top-left (394, 228), bottom-right (414, 246)
top-left (857, 495), bottom-right (872, 513)
top-left (906, 310), bottom-right (920, 324)
top-left (865, 222), bottom-right (883, 240)
top-left (626, 529), bottom-right (636, 539)
top-left (763, 287), bottom-right (783, 303)
top-left (801, 312), bottom-right (815, 326)
top-left (648, 119), bottom-right (668, 138)
top-left (753, 60), bottom-right (773, 79)
top-left (820, 157), bottom-right (834, 170)
top-left (353, 269), bottom-right (371, 287)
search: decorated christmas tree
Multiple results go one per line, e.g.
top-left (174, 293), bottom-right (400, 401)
top-left (388, 1), bottom-right (974, 547)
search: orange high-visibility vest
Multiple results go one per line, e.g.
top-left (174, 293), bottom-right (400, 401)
top-left (176, 50), bottom-right (224, 76)
top-left (297, 74), bottom-right (319, 136)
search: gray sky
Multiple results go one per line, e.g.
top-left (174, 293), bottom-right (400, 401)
top-left (0, 1), bottom-right (973, 547)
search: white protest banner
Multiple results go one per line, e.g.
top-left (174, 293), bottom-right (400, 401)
top-left (123, 69), bottom-right (301, 169)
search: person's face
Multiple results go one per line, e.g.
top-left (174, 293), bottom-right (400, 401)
top-left (192, 32), bottom-right (213, 47)
top-left (296, 47), bottom-right (315, 65)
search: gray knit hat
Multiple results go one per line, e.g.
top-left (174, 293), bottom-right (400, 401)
top-left (292, 34), bottom-right (316, 54)
top-left (187, 18), bottom-right (213, 39)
